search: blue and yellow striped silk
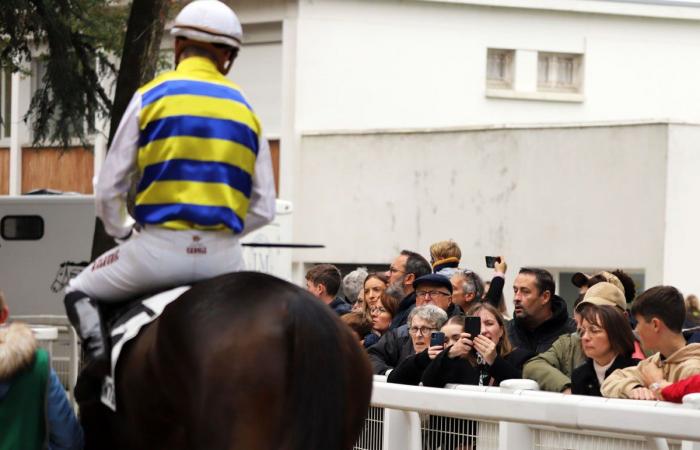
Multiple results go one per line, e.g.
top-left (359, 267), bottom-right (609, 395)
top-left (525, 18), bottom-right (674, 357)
top-left (134, 57), bottom-right (260, 233)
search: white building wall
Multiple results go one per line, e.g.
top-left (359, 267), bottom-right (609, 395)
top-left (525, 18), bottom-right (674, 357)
top-left (294, 124), bottom-right (669, 291)
top-left (293, 0), bottom-right (700, 132)
top-left (663, 124), bottom-right (700, 297)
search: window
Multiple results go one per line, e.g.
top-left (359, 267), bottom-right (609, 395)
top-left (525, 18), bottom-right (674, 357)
top-left (486, 49), bottom-right (515, 89)
top-left (538, 52), bottom-right (583, 93)
top-left (1, 215), bottom-right (44, 240)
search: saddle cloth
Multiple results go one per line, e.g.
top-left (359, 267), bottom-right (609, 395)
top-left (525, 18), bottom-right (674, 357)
top-left (101, 285), bottom-right (190, 410)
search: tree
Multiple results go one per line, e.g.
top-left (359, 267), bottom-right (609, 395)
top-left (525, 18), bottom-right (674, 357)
top-left (91, 0), bottom-right (174, 259)
top-left (0, 0), bottom-right (177, 257)
top-left (0, 0), bottom-right (128, 146)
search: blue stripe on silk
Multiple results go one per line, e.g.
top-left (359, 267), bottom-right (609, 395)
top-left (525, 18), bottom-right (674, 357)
top-left (139, 116), bottom-right (259, 153)
top-left (137, 160), bottom-right (252, 197)
top-left (141, 80), bottom-right (251, 109)
top-left (134, 203), bottom-right (244, 233)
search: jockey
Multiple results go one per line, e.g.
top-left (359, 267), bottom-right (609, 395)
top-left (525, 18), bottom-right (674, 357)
top-left (64, 0), bottom-right (276, 369)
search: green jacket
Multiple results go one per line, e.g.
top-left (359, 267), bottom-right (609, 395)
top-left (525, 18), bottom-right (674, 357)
top-left (522, 332), bottom-right (585, 392)
top-left (0, 347), bottom-right (49, 450)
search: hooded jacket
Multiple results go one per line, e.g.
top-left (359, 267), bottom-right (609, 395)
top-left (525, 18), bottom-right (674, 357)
top-left (0, 323), bottom-right (83, 450)
top-left (506, 295), bottom-right (577, 354)
top-left (601, 343), bottom-right (700, 399)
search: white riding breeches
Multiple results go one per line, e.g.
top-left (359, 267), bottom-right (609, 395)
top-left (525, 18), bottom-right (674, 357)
top-left (66, 227), bottom-right (245, 302)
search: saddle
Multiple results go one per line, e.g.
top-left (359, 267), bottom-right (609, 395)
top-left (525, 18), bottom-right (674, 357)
top-left (75, 286), bottom-right (190, 411)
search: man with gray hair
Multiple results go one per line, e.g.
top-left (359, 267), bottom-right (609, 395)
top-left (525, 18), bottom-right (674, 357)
top-left (342, 267), bottom-right (368, 304)
top-left (368, 304), bottom-right (448, 375)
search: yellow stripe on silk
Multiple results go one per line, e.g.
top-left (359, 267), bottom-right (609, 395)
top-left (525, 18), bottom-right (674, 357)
top-left (135, 180), bottom-right (250, 211)
top-left (139, 94), bottom-right (261, 135)
top-left (137, 136), bottom-right (257, 175)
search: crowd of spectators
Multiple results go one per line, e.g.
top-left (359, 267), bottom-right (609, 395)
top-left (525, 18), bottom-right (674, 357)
top-left (306, 239), bottom-right (700, 403)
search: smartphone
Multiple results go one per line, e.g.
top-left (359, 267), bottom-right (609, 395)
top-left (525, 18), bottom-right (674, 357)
top-left (464, 316), bottom-right (481, 337)
top-left (430, 331), bottom-right (445, 347)
top-left (485, 256), bottom-right (501, 268)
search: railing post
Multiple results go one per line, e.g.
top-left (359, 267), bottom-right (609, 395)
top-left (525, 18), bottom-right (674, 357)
top-left (498, 421), bottom-right (532, 450)
top-left (681, 394), bottom-right (700, 450)
top-left (383, 408), bottom-right (421, 450)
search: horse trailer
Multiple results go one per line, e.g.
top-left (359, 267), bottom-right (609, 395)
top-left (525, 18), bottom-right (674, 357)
top-left (0, 194), bottom-right (294, 316)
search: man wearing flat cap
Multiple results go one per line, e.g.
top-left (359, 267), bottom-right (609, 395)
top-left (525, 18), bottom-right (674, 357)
top-left (368, 273), bottom-right (462, 375)
top-left (413, 273), bottom-right (464, 319)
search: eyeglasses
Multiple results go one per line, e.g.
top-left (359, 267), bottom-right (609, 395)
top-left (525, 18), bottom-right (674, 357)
top-left (578, 325), bottom-right (605, 337)
top-left (370, 307), bottom-right (387, 314)
top-left (388, 266), bottom-right (405, 274)
top-left (408, 326), bottom-right (437, 336)
top-left (415, 290), bottom-right (450, 298)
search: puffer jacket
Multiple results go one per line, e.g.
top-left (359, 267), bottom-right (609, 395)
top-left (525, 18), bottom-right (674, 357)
top-left (601, 343), bottom-right (700, 399)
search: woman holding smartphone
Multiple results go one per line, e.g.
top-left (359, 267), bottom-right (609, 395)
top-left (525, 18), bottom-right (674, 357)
top-left (387, 305), bottom-right (450, 385)
top-left (422, 302), bottom-right (533, 387)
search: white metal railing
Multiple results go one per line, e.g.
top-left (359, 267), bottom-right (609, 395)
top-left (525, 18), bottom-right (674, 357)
top-left (355, 377), bottom-right (700, 450)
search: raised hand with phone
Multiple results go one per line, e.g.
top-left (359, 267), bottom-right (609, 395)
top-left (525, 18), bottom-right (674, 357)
top-left (428, 331), bottom-right (446, 359)
top-left (448, 315), bottom-right (480, 360)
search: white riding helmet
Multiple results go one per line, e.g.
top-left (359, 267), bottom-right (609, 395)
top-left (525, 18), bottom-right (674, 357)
top-left (171, 0), bottom-right (242, 49)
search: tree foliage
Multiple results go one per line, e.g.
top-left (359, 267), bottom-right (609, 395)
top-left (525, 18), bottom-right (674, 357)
top-left (0, 0), bottom-right (128, 147)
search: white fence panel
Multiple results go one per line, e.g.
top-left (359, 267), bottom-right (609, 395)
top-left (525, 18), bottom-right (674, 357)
top-left (355, 379), bottom-right (700, 450)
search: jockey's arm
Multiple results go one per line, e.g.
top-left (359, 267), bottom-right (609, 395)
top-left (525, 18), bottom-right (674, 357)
top-left (238, 135), bottom-right (276, 238)
top-left (95, 93), bottom-right (141, 239)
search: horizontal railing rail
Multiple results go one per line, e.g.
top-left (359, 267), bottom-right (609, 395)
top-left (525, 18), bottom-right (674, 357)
top-left (357, 377), bottom-right (700, 450)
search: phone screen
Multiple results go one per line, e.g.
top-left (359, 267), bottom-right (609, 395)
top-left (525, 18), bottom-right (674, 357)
top-left (464, 316), bottom-right (481, 337)
top-left (485, 256), bottom-right (500, 268)
top-left (430, 331), bottom-right (445, 347)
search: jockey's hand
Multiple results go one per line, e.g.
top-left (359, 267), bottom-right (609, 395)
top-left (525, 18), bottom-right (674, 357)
top-left (115, 227), bottom-right (138, 244)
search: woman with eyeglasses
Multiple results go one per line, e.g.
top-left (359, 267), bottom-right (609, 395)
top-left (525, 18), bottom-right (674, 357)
top-left (422, 302), bottom-right (533, 388)
top-left (362, 283), bottom-right (399, 348)
top-left (571, 303), bottom-right (639, 396)
top-left (387, 305), bottom-right (448, 385)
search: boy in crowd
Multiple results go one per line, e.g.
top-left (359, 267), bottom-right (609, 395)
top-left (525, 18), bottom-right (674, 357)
top-left (601, 286), bottom-right (700, 400)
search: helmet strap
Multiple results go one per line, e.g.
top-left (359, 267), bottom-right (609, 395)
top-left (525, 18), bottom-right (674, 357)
top-left (174, 38), bottom-right (238, 75)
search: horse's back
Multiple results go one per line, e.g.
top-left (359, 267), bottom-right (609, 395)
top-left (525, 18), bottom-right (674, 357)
top-left (115, 271), bottom-right (372, 450)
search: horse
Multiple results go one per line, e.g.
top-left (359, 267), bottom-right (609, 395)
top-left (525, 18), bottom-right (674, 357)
top-left (77, 271), bottom-right (373, 450)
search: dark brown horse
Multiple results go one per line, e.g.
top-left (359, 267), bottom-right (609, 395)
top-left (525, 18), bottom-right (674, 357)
top-left (78, 271), bottom-right (373, 450)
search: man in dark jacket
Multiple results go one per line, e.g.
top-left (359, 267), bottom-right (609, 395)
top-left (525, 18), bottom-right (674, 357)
top-left (385, 250), bottom-right (432, 330)
top-left (507, 267), bottom-right (576, 354)
top-left (305, 264), bottom-right (351, 316)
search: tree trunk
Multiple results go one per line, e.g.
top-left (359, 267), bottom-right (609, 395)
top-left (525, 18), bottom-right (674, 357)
top-left (91, 0), bottom-right (172, 260)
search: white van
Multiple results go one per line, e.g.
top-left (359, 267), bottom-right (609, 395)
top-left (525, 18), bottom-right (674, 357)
top-left (0, 195), bottom-right (293, 316)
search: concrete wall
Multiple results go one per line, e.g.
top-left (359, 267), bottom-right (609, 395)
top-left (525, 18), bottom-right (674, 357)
top-left (294, 123), bottom-right (671, 294)
top-left (663, 124), bottom-right (700, 297)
